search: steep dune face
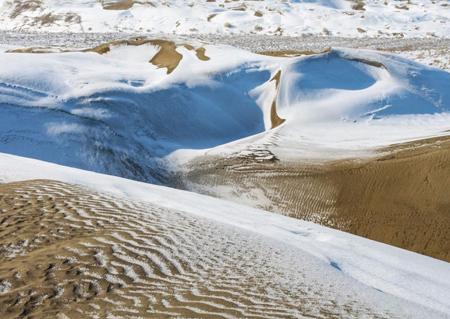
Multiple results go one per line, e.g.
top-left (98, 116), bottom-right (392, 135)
top-left (330, 138), bottom-right (450, 261)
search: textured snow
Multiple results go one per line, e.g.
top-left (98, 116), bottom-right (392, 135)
top-left (0, 0), bottom-right (449, 38)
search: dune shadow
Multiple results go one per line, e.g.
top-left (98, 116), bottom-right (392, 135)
top-left (0, 67), bottom-right (269, 183)
top-left (291, 52), bottom-right (377, 91)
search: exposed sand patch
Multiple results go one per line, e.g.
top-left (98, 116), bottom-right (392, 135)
top-left (207, 13), bottom-right (217, 22)
top-left (194, 47), bottom-right (210, 61)
top-left (101, 0), bottom-right (134, 10)
top-left (8, 38), bottom-right (211, 75)
top-left (346, 57), bottom-right (386, 68)
top-left (85, 38), bottom-right (156, 54)
top-left (6, 47), bottom-right (65, 53)
top-left (258, 49), bottom-right (384, 69)
top-left (84, 38), bottom-right (210, 72)
top-left (180, 136), bottom-right (450, 262)
top-left (147, 40), bottom-right (182, 74)
top-left (0, 180), bottom-right (396, 318)
top-left (184, 44), bottom-right (211, 61)
top-left (349, 0), bottom-right (366, 11)
top-left (7, 0), bottom-right (81, 27)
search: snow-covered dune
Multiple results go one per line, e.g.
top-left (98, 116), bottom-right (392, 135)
top-left (0, 41), bottom-right (449, 180)
top-left (0, 0), bottom-right (449, 37)
top-left (0, 151), bottom-right (449, 318)
top-left (0, 42), bottom-right (271, 181)
top-left (268, 48), bottom-right (450, 160)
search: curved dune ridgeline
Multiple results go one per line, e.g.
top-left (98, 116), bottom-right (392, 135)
top-left (181, 136), bottom-right (450, 262)
top-left (85, 39), bottom-right (187, 74)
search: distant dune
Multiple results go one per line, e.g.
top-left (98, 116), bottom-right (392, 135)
top-left (1, 0), bottom-right (449, 37)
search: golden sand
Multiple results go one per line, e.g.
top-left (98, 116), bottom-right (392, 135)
top-left (180, 136), bottom-right (450, 262)
top-left (0, 180), bottom-right (394, 318)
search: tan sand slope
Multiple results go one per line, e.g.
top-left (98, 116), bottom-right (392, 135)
top-left (0, 180), bottom-right (403, 318)
top-left (180, 136), bottom-right (450, 262)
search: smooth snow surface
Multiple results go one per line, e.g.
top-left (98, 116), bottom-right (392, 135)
top-left (0, 0), bottom-right (449, 38)
top-left (0, 44), bottom-right (449, 180)
top-left (0, 152), bottom-right (449, 318)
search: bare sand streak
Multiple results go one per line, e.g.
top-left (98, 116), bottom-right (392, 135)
top-left (269, 70), bottom-right (285, 129)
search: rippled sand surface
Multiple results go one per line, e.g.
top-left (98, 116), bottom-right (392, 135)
top-left (0, 180), bottom-right (429, 318)
top-left (181, 136), bottom-right (450, 262)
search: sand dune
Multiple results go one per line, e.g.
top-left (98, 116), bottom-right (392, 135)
top-left (1, 41), bottom-right (449, 264)
top-left (0, 179), bottom-right (417, 318)
top-left (181, 136), bottom-right (450, 262)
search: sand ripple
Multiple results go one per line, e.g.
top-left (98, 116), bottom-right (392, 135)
top-left (0, 180), bottom-right (403, 318)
